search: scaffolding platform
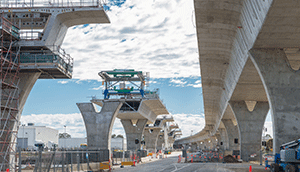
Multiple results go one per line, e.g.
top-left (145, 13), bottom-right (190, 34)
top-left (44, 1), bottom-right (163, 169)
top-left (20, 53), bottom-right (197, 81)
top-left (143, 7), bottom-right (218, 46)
top-left (0, 17), bottom-right (20, 40)
top-left (19, 46), bottom-right (73, 79)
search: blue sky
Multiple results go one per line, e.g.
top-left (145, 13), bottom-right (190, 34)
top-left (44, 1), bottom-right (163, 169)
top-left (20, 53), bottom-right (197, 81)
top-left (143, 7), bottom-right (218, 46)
top-left (20, 0), bottom-right (273, 139)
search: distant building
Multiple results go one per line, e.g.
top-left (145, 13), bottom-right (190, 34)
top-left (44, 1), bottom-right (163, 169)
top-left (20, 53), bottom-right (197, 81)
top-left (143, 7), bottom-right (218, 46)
top-left (17, 123), bottom-right (59, 150)
top-left (59, 137), bottom-right (125, 150)
top-left (111, 137), bottom-right (125, 150)
top-left (58, 138), bottom-right (87, 148)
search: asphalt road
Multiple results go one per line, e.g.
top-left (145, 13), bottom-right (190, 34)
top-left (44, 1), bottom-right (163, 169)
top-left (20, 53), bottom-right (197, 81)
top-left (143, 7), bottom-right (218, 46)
top-left (113, 153), bottom-right (269, 172)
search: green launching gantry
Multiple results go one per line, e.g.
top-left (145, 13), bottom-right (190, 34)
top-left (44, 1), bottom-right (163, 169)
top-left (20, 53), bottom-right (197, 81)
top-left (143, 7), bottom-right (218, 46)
top-left (99, 69), bottom-right (149, 99)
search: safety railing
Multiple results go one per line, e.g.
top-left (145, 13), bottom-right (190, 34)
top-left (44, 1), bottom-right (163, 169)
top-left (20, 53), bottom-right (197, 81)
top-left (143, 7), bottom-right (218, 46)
top-left (0, 0), bottom-right (105, 8)
top-left (0, 17), bottom-right (20, 39)
top-left (19, 45), bottom-right (73, 73)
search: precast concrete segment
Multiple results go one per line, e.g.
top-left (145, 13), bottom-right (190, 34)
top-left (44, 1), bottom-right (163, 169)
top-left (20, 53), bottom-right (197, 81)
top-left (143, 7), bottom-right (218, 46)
top-left (177, 0), bottom-right (273, 144)
top-left (121, 119), bottom-right (147, 151)
top-left (76, 102), bottom-right (122, 149)
top-left (250, 48), bottom-right (300, 153)
top-left (16, 7), bottom-right (109, 47)
top-left (144, 128), bottom-right (160, 152)
top-left (229, 101), bottom-right (269, 161)
top-left (221, 119), bottom-right (239, 151)
top-left (0, 72), bottom-right (41, 170)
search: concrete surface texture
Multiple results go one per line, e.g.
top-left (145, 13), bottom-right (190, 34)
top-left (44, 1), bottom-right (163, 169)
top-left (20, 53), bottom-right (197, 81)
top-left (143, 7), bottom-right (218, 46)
top-left (230, 101), bottom-right (269, 161)
top-left (176, 0), bottom-right (300, 156)
top-left (17, 7), bottom-right (109, 47)
top-left (121, 119), bottom-right (148, 151)
top-left (219, 128), bottom-right (229, 150)
top-left (156, 134), bottom-right (164, 151)
top-left (144, 128), bottom-right (161, 152)
top-left (92, 98), bottom-right (169, 124)
top-left (76, 102), bottom-right (122, 149)
top-left (222, 119), bottom-right (239, 151)
top-left (250, 48), bottom-right (300, 153)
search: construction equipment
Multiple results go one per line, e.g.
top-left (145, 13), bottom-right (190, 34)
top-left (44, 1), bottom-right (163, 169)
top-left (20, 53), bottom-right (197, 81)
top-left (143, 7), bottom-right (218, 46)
top-left (266, 139), bottom-right (300, 172)
top-left (99, 69), bottom-right (156, 99)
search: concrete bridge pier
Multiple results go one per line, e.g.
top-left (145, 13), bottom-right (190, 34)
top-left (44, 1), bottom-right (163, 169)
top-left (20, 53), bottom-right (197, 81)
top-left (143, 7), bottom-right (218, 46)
top-left (219, 128), bottom-right (229, 151)
top-left (222, 119), bottom-right (239, 151)
top-left (230, 101), bottom-right (269, 161)
top-left (191, 142), bottom-right (197, 151)
top-left (76, 102), bottom-right (122, 159)
top-left (156, 134), bottom-right (164, 151)
top-left (250, 48), bottom-right (300, 153)
top-left (121, 119), bottom-right (148, 151)
top-left (199, 142), bottom-right (205, 150)
top-left (144, 128), bottom-right (161, 152)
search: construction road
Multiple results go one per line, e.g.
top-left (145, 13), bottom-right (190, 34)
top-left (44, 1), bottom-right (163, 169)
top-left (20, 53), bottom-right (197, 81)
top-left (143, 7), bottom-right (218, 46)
top-left (112, 152), bottom-right (270, 172)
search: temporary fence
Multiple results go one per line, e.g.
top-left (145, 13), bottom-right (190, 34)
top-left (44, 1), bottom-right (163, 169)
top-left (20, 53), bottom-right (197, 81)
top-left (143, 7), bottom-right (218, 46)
top-left (113, 150), bottom-right (148, 168)
top-left (184, 149), bottom-right (225, 163)
top-left (14, 149), bottom-right (110, 172)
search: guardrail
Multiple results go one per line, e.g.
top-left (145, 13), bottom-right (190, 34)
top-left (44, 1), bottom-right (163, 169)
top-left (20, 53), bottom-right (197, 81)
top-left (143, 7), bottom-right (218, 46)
top-left (19, 45), bottom-right (73, 74)
top-left (0, 0), bottom-right (105, 8)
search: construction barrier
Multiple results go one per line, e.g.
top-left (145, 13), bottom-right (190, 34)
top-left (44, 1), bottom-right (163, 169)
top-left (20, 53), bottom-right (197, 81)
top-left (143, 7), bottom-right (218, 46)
top-left (121, 161), bottom-right (134, 166)
top-left (99, 162), bottom-right (110, 170)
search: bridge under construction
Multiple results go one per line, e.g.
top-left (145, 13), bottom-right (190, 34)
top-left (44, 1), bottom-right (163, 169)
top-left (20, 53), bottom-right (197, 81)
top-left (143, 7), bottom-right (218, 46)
top-left (0, 0), bottom-right (109, 170)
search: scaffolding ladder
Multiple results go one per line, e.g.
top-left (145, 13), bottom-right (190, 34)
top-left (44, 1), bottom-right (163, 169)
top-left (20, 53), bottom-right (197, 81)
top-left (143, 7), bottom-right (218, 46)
top-left (0, 14), bottom-right (21, 172)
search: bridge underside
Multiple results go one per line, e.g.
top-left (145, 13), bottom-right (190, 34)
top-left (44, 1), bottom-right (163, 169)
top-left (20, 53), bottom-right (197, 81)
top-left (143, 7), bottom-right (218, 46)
top-left (176, 0), bottom-right (300, 157)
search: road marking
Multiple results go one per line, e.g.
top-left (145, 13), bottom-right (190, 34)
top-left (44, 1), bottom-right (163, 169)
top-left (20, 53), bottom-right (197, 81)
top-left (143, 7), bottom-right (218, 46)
top-left (172, 163), bottom-right (178, 171)
top-left (171, 164), bottom-right (191, 172)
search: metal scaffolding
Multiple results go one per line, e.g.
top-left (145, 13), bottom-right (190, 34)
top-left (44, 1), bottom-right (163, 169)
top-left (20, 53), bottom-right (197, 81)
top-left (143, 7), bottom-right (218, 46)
top-left (0, 14), bottom-right (21, 171)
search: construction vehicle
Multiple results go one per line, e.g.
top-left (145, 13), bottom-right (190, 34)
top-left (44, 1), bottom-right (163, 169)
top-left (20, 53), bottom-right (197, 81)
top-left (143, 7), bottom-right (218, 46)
top-left (266, 139), bottom-right (300, 172)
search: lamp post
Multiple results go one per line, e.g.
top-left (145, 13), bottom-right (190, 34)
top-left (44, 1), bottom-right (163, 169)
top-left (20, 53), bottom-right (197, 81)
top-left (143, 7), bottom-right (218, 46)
top-left (22, 124), bottom-right (25, 149)
top-left (64, 125), bottom-right (66, 148)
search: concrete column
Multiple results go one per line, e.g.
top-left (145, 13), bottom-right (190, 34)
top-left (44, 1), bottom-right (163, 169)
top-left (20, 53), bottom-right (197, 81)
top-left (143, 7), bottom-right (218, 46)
top-left (144, 128), bottom-right (160, 152)
top-left (121, 119), bottom-right (147, 151)
top-left (163, 122), bottom-right (169, 150)
top-left (0, 73), bottom-right (41, 171)
top-left (77, 102), bottom-right (122, 150)
top-left (199, 141), bottom-right (205, 150)
top-left (191, 142), bottom-right (197, 151)
top-left (250, 48), bottom-right (300, 153)
top-left (222, 119), bottom-right (239, 151)
top-left (156, 134), bottom-right (164, 151)
top-left (230, 101), bottom-right (269, 161)
top-left (219, 128), bottom-right (229, 150)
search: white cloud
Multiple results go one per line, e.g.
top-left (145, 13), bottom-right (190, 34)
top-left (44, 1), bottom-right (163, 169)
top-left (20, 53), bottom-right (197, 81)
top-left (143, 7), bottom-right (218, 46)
top-left (20, 112), bottom-right (205, 143)
top-left (21, 113), bottom-right (86, 137)
top-left (58, 81), bottom-right (69, 84)
top-left (172, 113), bottom-right (205, 138)
top-left (62, 0), bottom-right (199, 80)
top-left (91, 85), bottom-right (104, 90)
top-left (187, 83), bottom-right (202, 88)
top-left (170, 78), bottom-right (187, 87)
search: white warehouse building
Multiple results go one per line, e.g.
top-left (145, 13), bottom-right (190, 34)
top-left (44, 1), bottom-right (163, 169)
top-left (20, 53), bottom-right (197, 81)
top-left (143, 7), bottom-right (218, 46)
top-left (17, 123), bottom-right (59, 150)
top-left (59, 137), bottom-right (125, 150)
